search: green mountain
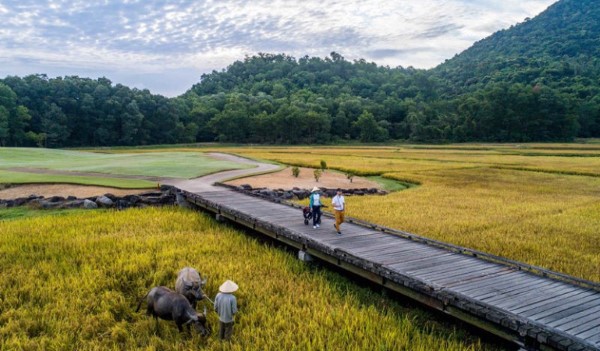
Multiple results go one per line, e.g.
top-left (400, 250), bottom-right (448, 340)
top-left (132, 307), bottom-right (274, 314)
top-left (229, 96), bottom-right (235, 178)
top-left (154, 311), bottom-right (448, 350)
top-left (435, 0), bottom-right (600, 94)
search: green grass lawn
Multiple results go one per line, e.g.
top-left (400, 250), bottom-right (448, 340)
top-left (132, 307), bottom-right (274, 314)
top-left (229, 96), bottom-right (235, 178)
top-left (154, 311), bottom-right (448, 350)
top-left (0, 170), bottom-right (156, 188)
top-left (367, 175), bottom-right (413, 191)
top-left (0, 207), bottom-right (88, 221)
top-left (0, 148), bottom-right (253, 181)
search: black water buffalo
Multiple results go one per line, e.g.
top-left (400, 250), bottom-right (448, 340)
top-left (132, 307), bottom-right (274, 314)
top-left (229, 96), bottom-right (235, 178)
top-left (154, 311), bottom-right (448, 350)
top-left (175, 267), bottom-right (206, 309)
top-left (137, 286), bottom-right (209, 336)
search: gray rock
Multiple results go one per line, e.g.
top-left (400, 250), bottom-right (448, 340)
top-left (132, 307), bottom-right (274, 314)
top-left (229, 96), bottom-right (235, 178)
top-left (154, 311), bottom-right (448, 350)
top-left (84, 199), bottom-right (98, 209)
top-left (103, 193), bottom-right (118, 201)
top-left (62, 200), bottom-right (85, 209)
top-left (48, 196), bottom-right (65, 203)
top-left (123, 194), bottom-right (141, 204)
top-left (160, 184), bottom-right (174, 192)
top-left (138, 191), bottom-right (162, 197)
top-left (39, 200), bottom-right (61, 209)
top-left (95, 195), bottom-right (113, 207)
top-left (115, 199), bottom-right (130, 209)
top-left (14, 197), bottom-right (32, 206)
top-left (240, 184), bottom-right (253, 190)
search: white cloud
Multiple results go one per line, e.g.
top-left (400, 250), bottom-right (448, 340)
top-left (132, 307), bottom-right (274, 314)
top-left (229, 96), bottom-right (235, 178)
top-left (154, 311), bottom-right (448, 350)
top-left (0, 0), bottom-right (558, 96)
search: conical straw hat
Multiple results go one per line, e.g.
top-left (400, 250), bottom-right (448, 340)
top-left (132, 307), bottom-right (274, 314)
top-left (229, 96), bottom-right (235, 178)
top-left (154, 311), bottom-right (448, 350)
top-left (311, 187), bottom-right (320, 192)
top-left (219, 280), bottom-right (239, 293)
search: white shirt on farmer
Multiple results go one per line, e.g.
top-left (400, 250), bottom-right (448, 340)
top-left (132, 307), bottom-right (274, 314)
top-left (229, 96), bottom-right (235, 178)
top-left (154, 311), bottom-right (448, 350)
top-left (332, 194), bottom-right (345, 211)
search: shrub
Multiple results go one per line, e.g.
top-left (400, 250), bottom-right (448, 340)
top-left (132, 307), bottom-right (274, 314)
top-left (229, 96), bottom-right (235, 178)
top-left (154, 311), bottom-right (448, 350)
top-left (291, 166), bottom-right (300, 178)
top-left (320, 160), bottom-right (328, 172)
top-left (313, 169), bottom-right (322, 182)
top-left (346, 172), bottom-right (355, 183)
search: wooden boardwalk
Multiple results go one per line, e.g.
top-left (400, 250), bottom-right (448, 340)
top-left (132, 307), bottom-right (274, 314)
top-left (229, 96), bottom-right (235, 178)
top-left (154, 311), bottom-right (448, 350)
top-left (179, 187), bottom-right (600, 351)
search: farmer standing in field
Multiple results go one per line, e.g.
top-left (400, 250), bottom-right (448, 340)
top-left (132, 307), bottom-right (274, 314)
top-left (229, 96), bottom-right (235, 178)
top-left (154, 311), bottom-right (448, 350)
top-left (332, 188), bottom-right (345, 235)
top-left (214, 280), bottom-right (238, 341)
top-left (309, 187), bottom-right (322, 229)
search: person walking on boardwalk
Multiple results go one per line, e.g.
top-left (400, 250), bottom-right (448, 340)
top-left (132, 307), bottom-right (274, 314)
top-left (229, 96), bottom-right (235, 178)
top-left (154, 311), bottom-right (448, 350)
top-left (332, 188), bottom-right (345, 235)
top-left (309, 187), bottom-right (322, 229)
top-left (214, 280), bottom-right (238, 341)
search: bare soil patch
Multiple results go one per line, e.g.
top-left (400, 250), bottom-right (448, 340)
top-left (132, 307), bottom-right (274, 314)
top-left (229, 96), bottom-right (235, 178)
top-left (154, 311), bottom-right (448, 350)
top-left (0, 184), bottom-right (151, 199)
top-left (225, 167), bottom-right (381, 190)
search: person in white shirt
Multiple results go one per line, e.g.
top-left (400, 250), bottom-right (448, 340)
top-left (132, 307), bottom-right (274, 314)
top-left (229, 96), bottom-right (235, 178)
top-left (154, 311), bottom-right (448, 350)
top-left (331, 188), bottom-right (345, 235)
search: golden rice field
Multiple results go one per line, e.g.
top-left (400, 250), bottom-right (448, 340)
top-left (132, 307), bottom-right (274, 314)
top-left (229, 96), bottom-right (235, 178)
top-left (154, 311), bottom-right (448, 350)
top-left (207, 144), bottom-right (600, 283)
top-left (0, 208), bottom-right (503, 351)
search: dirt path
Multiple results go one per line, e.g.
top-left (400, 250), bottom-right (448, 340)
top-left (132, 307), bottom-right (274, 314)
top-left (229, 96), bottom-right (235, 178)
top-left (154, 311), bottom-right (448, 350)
top-left (162, 153), bottom-right (281, 193)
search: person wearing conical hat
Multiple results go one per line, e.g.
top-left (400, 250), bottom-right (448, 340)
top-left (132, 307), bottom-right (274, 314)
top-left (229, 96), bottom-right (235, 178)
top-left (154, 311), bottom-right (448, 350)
top-left (309, 187), bottom-right (322, 229)
top-left (214, 280), bottom-right (238, 340)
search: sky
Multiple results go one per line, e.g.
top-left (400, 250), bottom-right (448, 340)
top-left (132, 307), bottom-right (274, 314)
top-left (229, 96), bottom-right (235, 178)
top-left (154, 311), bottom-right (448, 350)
top-left (0, 0), bottom-right (558, 97)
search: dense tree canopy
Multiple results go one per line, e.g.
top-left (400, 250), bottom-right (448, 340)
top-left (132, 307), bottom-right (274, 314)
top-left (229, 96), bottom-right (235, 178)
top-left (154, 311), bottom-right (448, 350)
top-left (1, 0), bottom-right (598, 147)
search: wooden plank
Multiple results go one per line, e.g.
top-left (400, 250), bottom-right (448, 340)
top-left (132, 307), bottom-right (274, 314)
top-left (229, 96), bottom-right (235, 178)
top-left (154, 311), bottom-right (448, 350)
top-left (412, 258), bottom-right (491, 278)
top-left (483, 279), bottom-right (571, 307)
top-left (448, 270), bottom-right (525, 292)
top-left (326, 228), bottom-right (389, 240)
top-left (336, 238), bottom-right (403, 253)
top-left (485, 282), bottom-right (573, 311)
top-left (351, 243), bottom-right (419, 258)
top-left (382, 250), bottom-right (453, 267)
top-left (547, 304), bottom-right (600, 329)
top-left (509, 288), bottom-right (596, 315)
top-left (390, 246), bottom-right (456, 269)
top-left (561, 314), bottom-right (600, 335)
top-left (442, 268), bottom-right (516, 290)
top-left (363, 244), bottom-right (438, 261)
top-left (476, 278), bottom-right (559, 302)
top-left (351, 239), bottom-right (423, 255)
top-left (431, 266), bottom-right (509, 286)
top-left (571, 321), bottom-right (600, 339)
top-left (233, 207), bottom-right (299, 217)
top-left (251, 213), bottom-right (304, 221)
top-left (429, 264), bottom-right (506, 282)
top-left (374, 249), bottom-right (453, 266)
top-left (500, 285), bottom-right (589, 313)
top-left (527, 294), bottom-right (600, 322)
top-left (365, 246), bottom-right (434, 263)
top-left (393, 253), bottom-right (466, 271)
top-left (396, 256), bottom-right (469, 277)
top-left (325, 233), bottom-right (393, 246)
top-left (386, 252), bottom-right (460, 270)
top-left (585, 331), bottom-right (600, 345)
top-left (451, 270), bottom-right (533, 295)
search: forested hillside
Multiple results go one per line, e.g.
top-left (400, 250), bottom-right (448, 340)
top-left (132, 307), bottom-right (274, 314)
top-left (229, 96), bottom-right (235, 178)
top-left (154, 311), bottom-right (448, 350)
top-left (1, 0), bottom-right (599, 147)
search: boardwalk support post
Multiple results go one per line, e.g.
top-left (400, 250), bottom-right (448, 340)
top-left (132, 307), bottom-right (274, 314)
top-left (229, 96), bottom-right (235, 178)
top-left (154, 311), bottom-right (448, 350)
top-left (215, 214), bottom-right (226, 222)
top-left (298, 250), bottom-right (313, 262)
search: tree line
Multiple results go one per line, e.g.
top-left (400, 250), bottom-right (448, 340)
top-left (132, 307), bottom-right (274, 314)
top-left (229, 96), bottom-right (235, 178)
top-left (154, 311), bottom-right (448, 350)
top-left (1, 52), bottom-right (598, 147)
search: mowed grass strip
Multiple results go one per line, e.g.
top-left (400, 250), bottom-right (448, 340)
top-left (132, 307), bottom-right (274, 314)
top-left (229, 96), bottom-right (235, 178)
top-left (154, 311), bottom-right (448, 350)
top-left (0, 148), bottom-right (252, 178)
top-left (0, 170), bottom-right (156, 189)
top-left (0, 208), bottom-right (500, 351)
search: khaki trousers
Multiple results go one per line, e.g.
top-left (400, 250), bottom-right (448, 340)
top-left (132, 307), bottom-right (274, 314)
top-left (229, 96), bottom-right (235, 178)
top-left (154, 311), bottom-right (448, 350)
top-left (334, 210), bottom-right (345, 231)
